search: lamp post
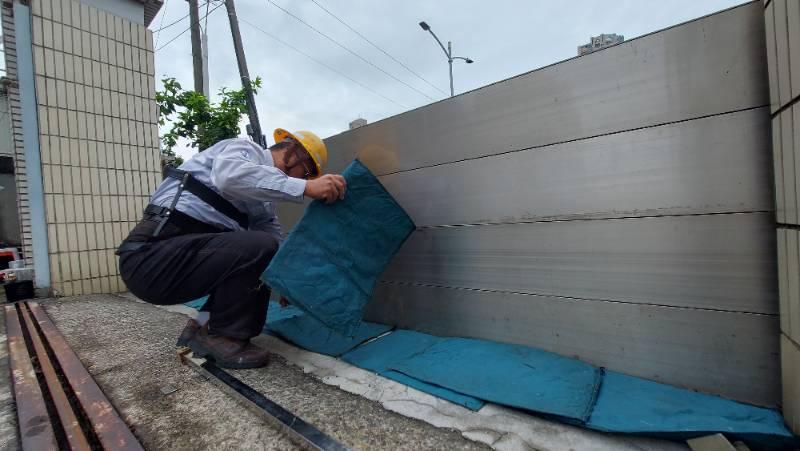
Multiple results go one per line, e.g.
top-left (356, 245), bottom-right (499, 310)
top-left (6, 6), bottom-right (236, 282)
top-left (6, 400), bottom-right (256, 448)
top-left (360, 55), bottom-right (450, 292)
top-left (419, 21), bottom-right (473, 97)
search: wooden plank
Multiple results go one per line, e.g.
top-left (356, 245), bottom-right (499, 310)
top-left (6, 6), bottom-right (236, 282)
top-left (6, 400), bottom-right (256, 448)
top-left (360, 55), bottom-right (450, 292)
top-left (366, 283), bottom-right (781, 406)
top-left (3, 305), bottom-right (58, 450)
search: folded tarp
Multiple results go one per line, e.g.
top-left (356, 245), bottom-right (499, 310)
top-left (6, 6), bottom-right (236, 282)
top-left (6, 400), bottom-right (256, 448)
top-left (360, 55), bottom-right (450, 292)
top-left (588, 371), bottom-right (797, 450)
top-left (267, 314), bottom-right (392, 357)
top-left (342, 330), bottom-right (486, 411)
top-left (262, 160), bottom-right (415, 337)
top-left (388, 336), bottom-right (603, 423)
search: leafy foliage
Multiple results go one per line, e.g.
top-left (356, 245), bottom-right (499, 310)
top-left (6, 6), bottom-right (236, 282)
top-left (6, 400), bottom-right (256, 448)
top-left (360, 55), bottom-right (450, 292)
top-left (155, 77), bottom-right (262, 164)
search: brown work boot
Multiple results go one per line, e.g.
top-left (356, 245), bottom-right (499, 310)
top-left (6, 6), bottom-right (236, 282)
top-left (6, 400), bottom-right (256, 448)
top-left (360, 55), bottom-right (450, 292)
top-left (188, 327), bottom-right (270, 369)
top-left (176, 319), bottom-right (201, 348)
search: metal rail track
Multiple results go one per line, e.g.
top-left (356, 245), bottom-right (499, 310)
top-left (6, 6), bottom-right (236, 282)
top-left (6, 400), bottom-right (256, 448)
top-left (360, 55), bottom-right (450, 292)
top-left (4, 301), bottom-right (143, 451)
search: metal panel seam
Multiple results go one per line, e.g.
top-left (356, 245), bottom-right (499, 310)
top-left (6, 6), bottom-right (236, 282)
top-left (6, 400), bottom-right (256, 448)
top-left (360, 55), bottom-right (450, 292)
top-left (375, 281), bottom-right (780, 317)
top-left (378, 105), bottom-right (769, 177)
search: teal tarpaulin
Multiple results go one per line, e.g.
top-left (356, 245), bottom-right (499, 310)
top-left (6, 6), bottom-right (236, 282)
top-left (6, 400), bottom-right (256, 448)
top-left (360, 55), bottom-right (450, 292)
top-left (262, 160), bottom-right (414, 337)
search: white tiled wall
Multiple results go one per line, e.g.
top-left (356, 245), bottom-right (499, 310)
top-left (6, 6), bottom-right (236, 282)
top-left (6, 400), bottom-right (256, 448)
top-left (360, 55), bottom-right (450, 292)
top-left (30, 0), bottom-right (161, 296)
top-left (764, 0), bottom-right (800, 433)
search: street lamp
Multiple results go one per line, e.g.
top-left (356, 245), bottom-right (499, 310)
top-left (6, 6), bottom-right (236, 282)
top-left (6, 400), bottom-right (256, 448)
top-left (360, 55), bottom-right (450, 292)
top-left (419, 21), bottom-right (473, 97)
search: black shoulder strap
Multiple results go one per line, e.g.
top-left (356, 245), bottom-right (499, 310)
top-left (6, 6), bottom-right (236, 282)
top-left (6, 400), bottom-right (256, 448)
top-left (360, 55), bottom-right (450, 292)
top-left (164, 167), bottom-right (250, 229)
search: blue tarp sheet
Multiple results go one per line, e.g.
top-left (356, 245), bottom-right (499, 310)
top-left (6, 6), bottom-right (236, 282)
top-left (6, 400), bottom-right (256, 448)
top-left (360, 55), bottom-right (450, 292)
top-left (185, 295), bottom-right (795, 447)
top-left (268, 314), bottom-right (392, 357)
top-left (183, 300), bottom-right (390, 356)
top-left (341, 330), bottom-right (486, 411)
top-left (262, 160), bottom-right (415, 337)
top-left (388, 337), bottom-right (602, 423)
top-left (344, 330), bottom-right (794, 447)
top-left (588, 371), bottom-right (796, 450)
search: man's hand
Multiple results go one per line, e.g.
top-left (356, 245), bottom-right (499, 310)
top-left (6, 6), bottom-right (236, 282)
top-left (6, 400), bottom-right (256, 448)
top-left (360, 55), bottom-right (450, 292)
top-left (279, 296), bottom-right (290, 308)
top-left (304, 174), bottom-right (347, 204)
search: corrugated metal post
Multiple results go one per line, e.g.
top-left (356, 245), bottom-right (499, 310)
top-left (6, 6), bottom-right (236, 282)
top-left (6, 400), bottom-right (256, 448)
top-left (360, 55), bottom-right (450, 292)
top-left (224, 0), bottom-right (265, 148)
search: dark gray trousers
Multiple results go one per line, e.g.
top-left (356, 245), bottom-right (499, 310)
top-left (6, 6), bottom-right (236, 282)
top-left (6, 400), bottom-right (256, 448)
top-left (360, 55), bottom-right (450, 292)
top-left (119, 228), bottom-right (279, 340)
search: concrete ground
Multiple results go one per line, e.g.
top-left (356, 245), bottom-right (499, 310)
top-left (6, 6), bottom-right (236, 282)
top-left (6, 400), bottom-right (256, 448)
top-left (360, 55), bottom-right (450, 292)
top-left (0, 293), bottom-right (690, 450)
top-left (0, 293), bottom-right (489, 450)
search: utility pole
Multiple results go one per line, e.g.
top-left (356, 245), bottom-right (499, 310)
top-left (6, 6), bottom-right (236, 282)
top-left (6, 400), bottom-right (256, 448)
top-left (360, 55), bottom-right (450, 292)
top-left (224, 0), bottom-right (265, 147)
top-left (188, 0), bottom-right (204, 94)
top-left (201, 31), bottom-right (210, 97)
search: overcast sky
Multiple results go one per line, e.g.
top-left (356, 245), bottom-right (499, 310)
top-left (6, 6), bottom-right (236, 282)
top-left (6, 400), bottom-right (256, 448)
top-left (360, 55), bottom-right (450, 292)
top-left (151, 0), bottom-right (746, 161)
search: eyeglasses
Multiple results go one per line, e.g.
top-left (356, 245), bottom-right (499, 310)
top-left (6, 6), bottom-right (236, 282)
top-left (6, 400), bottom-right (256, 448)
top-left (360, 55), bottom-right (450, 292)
top-left (300, 159), bottom-right (315, 179)
top-left (284, 138), bottom-right (317, 179)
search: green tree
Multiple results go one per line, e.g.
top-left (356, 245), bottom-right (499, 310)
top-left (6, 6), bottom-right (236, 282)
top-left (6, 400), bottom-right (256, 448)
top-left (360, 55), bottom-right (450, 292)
top-left (155, 77), bottom-right (262, 165)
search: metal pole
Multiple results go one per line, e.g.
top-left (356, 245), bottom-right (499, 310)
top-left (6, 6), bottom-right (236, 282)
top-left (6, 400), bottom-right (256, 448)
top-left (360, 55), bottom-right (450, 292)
top-left (188, 0), bottom-right (204, 94)
top-left (447, 41), bottom-right (453, 97)
top-left (201, 31), bottom-right (210, 98)
top-left (224, 0), bottom-right (265, 147)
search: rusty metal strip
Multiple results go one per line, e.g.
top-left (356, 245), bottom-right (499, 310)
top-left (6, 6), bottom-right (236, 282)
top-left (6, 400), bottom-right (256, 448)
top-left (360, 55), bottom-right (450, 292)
top-left (18, 303), bottom-right (91, 451)
top-left (27, 302), bottom-right (144, 451)
top-left (4, 305), bottom-right (58, 450)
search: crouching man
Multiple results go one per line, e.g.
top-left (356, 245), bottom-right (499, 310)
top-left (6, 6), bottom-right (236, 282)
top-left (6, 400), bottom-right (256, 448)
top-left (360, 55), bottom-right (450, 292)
top-left (117, 129), bottom-right (346, 368)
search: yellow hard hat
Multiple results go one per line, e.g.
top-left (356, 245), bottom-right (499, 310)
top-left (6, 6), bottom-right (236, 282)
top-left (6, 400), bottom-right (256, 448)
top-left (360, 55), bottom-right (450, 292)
top-left (274, 128), bottom-right (328, 177)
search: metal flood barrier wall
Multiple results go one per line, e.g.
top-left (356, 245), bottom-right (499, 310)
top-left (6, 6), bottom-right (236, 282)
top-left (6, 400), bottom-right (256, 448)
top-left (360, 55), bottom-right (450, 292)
top-left (277, 2), bottom-right (777, 406)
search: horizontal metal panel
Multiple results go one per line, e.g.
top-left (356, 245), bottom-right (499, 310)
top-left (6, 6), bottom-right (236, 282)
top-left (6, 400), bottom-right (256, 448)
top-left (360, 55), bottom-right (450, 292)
top-left (776, 0), bottom-right (793, 107)
top-left (766, 1), bottom-right (780, 112)
top-left (782, 108), bottom-right (797, 224)
top-left (788, 0), bottom-right (800, 102)
top-left (377, 109), bottom-right (772, 228)
top-left (794, 104), bottom-right (800, 225)
top-left (782, 334), bottom-right (800, 433)
top-left (382, 213), bottom-right (778, 314)
top-left (275, 200), bottom-right (309, 237)
top-left (324, 2), bottom-right (768, 175)
top-left (788, 229), bottom-right (800, 344)
top-left (774, 116), bottom-right (786, 223)
top-left (365, 282), bottom-right (781, 406)
top-left (779, 229), bottom-right (789, 333)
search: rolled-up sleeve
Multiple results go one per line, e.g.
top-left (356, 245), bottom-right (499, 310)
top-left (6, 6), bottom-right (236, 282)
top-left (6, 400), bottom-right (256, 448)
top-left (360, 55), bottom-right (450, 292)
top-left (211, 140), bottom-right (306, 203)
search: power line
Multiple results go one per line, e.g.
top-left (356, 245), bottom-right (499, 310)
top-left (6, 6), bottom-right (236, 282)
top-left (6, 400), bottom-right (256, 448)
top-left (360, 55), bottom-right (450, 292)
top-left (156, 2), bottom-right (223, 52)
top-left (203, 0), bottom-right (211, 31)
top-left (239, 18), bottom-right (408, 109)
top-left (153, 0), bottom-right (170, 49)
top-left (308, 0), bottom-right (446, 97)
top-left (264, 0), bottom-right (434, 101)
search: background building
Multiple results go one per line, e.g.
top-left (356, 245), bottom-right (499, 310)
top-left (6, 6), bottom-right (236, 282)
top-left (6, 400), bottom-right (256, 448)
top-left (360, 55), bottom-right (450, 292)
top-left (578, 33), bottom-right (624, 55)
top-left (2, 0), bottom-right (163, 295)
top-left (349, 118), bottom-right (367, 130)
